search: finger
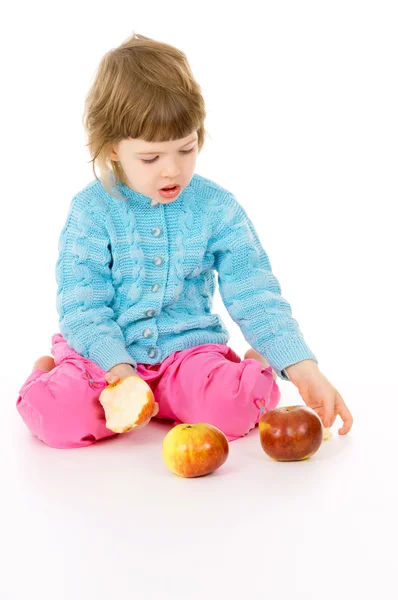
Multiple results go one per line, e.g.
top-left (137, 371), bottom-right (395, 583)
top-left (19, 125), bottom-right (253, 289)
top-left (337, 398), bottom-right (353, 435)
top-left (152, 402), bottom-right (159, 417)
top-left (323, 396), bottom-right (335, 428)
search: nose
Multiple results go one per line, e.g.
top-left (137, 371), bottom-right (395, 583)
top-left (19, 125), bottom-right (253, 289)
top-left (160, 159), bottom-right (180, 179)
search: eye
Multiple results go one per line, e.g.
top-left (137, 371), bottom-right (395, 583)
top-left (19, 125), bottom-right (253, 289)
top-left (180, 147), bottom-right (195, 156)
top-left (141, 147), bottom-right (196, 164)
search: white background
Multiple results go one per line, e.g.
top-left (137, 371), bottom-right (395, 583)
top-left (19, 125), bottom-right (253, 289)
top-left (2, 1), bottom-right (397, 599)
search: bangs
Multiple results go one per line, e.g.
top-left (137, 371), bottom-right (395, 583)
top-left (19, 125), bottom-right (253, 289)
top-left (124, 89), bottom-right (202, 143)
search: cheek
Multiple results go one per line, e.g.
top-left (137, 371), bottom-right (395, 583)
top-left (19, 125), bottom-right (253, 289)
top-left (134, 164), bottom-right (152, 180)
top-left (186, 153), bottom-right (198, 170)
top-left (124, 162), bottom-right (153, 188)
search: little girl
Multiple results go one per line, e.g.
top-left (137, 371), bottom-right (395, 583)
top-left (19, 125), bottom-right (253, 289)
top-left (16, 32), bottom-right (353, 449)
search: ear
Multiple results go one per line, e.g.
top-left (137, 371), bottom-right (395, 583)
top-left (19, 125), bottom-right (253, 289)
top-left (109, 145), bottom-right (119, 161)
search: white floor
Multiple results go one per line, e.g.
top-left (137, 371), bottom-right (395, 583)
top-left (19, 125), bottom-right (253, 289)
top-left (3, 375), bottom-right (397, 600)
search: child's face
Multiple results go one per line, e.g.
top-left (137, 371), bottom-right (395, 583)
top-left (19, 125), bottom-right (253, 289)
top-left (109, 131), bottom-right (199, 204)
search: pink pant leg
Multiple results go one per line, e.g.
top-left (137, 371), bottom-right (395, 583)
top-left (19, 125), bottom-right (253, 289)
top-left (150, 344), bottom-right (281, 442)
top-left (16, 334), bottom-right (117, 449)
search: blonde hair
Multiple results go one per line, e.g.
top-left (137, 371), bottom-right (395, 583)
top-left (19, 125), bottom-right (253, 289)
top-left (82, 32), bottom-right (207, 200)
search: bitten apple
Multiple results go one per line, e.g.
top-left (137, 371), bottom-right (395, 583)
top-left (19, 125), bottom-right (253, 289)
top-left (99, 376), bottom-right (156, 433)
top-left (323, 427), bottom-right (332, 441)
top-left (162, 423), bottom-right (229, 478)
top-left (259, 405), bottom-right (323, 461)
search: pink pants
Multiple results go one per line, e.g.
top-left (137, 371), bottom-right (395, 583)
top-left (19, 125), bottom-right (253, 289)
top-left (16, 333), bottom-right (281, 449)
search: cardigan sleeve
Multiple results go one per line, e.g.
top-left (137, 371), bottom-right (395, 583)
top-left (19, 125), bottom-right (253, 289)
top-left (55, 194), bottom-right (137, 373)
top-left (208, 192), bottom-right (318, 380)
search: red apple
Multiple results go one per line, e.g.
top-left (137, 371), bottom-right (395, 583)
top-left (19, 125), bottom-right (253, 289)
top-left (259, 406), bottom-right (323, 461)
top-left (162, 423), bottom-right (229, 477)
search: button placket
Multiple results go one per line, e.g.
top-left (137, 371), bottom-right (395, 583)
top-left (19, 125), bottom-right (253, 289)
top-left (151, 223), bottom-right (163, 291)
top-left (147, 201), bottom-right (165, 353)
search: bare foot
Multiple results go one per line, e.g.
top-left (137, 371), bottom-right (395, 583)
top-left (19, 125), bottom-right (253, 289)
top-left (33, 355), bottom-right (56, 372)
top-left (244, 349), bottom-right (278, 381)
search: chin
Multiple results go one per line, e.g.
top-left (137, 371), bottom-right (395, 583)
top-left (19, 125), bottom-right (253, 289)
top-left (158, 198), bottom-right (178, 204)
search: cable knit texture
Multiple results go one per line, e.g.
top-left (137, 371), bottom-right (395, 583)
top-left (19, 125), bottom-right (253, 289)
top-left (55, 173), bottom-right (318, 378)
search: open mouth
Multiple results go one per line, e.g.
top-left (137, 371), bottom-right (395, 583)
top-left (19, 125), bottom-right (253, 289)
top-left (158, 184), bottom-right (181, 198)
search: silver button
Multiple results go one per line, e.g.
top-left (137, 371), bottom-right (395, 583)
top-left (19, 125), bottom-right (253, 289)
top-left (145, 309), bottom-right (156, 317)
top-left (150, 199), bottom-right (159, 208)
top-left (152, 227), bottom-right (162, 237)
top-left (151, 283), bottom-right (161, 292)
top-left (153, 256), bottom-right (163, 266)
top-left (143, 328), bottom-right (153, 339)
top-left (148, 347), bottom-right (157, 358)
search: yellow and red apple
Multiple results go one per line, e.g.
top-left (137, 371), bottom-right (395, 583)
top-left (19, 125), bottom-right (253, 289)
top-left (162, 423), bottom-right (229, 477)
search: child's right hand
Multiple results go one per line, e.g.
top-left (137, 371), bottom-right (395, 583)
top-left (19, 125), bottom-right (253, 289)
top-left (105, 363), bottom-right (137, 385)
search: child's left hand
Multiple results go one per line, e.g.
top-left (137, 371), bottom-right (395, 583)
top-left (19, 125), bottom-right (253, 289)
top-left (285, 360), bottom-right (353, 435)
